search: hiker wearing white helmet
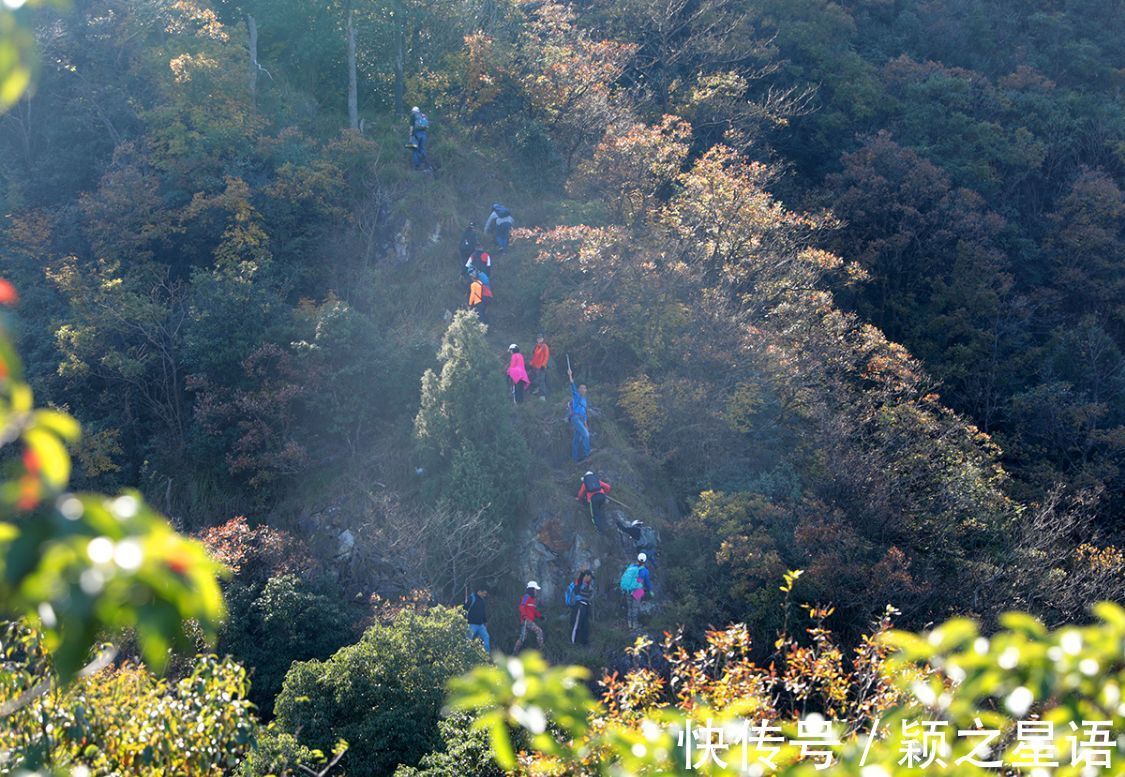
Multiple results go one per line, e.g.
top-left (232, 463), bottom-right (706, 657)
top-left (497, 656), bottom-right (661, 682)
top-left (513, 580), bottom-right (545, 652)
top-left (577, 471), bottom-right (611, 531)
top-left (408, 106), bottom-right (430, 170)
top-left (619, 553), bottom-right (653, 630)
top-left (507, 344), bottom-right (530, 404)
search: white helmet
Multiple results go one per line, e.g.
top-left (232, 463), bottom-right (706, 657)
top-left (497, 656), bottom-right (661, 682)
top-left (584, 471), bottom-right (594, 477)
top-left (509, 343), bottom-right (519, 351)
top-left (526, 580), bottom-right (541, 590)
top-left (411, 106), bottom-right (420, 113)
top-left (637, 553), bottom-right (647, 563)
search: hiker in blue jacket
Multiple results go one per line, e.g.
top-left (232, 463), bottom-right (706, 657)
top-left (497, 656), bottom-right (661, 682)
top-left (620, 553), bottom-right (653, 630)
top-left (567, 364), bottom-right (590, 462)
top-left (484, 203), bottom-right (514, 251)
top-left (409, 107), bottom-right (429, 170)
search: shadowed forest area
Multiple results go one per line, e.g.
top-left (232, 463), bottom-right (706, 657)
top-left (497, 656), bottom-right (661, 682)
top-left (0, 0), bottom-right (1123, 774)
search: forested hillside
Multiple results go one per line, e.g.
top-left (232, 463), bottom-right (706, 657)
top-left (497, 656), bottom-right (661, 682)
top-left (0, 0), bottom-right (1122, 774)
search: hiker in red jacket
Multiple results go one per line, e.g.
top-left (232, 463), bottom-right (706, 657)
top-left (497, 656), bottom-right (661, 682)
top-left (576, 471), bottom-right (611, 531)
top-left (513, 581), bottom-right (545, 652)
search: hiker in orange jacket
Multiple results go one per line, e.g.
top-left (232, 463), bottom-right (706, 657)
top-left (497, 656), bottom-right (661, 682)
top-left (468, 270), bottom-right (489, 324)
top-left (529, 334), bottom-right (550, 399)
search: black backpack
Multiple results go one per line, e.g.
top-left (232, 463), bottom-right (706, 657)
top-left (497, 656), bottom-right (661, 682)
top-left (583, 473), bottom-right (602, 493)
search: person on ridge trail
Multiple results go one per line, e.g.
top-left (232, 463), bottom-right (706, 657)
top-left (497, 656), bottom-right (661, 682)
top-left (464, 585), bottom-right (490, 653)
top-left (619, 553), bottom-right (653, 631)
top-left (408, 107), bottom-right (430, 170)
top-left (529, 334), bottom-right (550, 399)
top-left (567, 365), bottom-right (590, 462)
top-left (566, 569), bottom-right (595, 646)
top-left (513, 580), bottom-right (545, 652)
top-left (576, 471), bottom-right (611, 531)
top-left (484, 203), bottom-right (515, 252)
top-left (459, 222), bottom-right (479, 267)
top-left (507, 344), bottom-right (531, 404)
top-left (465, 245), bottom-right (492, 278)
top-left (468, 269), bottom-right (489, 324)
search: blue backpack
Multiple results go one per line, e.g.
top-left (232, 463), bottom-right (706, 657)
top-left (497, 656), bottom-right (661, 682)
top-left (619, 564), bottom-right (641, 593)
top-left (565, 581), bottom-right (577, 607)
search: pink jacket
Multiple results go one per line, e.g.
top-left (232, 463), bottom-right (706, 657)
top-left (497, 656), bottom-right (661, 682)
top-left (507, 353), bottom-right (530, 386)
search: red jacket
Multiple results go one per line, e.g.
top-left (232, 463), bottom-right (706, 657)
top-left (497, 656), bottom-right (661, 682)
top-left (530, 342), bottom-right (550, 369)
top-left (518, 593), bottom-right (542, 622)
top-left (577, 481), bottom-right (611, 503)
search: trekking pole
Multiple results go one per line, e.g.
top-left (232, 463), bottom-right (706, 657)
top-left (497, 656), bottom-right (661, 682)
top-left (605, 495), bottom-right (634, 511)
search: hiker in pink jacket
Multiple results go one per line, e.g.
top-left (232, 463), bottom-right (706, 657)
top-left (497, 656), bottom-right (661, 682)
top-left (507, 344), bottom-right (531, 404)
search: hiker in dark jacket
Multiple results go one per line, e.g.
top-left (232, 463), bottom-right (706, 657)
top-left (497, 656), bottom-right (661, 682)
top-left (459, 222), bottom-right (478, 267)
top-left (576, 471), bottom-right (611, 531)
top-left (464, 586), bottom-right (490, 653)
top-left (568, 570), bottom-right (594, 646)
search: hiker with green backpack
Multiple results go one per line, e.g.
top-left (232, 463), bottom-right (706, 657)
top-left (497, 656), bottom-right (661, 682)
top-left (619, 553), bottom-right (653, 631)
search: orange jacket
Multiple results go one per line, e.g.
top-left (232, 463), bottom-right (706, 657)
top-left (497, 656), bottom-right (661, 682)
top-left (530, 342), bottom-right (550, 369)
top-left (468, 280), bottom-right (484, 307)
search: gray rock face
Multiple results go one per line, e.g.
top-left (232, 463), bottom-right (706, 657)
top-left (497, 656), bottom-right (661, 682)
top-left (517, 488), bottom-right (664, 617)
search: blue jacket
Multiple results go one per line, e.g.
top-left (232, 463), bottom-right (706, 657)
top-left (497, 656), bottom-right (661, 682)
top-left (569, 383), bottom-right (588, 421)
top-left (637, 566), bottom-right (652, 594)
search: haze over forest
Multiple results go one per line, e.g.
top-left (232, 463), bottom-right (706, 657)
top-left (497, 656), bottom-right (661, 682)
top-left (0, 0), bottom-right (1122, 773)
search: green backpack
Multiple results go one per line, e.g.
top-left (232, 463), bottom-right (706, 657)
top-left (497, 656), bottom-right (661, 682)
top-left (619, 564), bottom-right (641, 593)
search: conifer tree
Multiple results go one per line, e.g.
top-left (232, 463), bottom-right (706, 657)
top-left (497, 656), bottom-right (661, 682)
top-left (414, 311), bottom-right (529, 522)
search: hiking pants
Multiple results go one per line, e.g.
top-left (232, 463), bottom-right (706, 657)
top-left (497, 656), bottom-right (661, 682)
top-left (530, 367), bottom-right (548, 396)
top-left (471, 300), bottom-right (489, 324)
top-left (571, 416), bottom-right (590, 461)
top-left (512, 380), bottom-right (526, 404)
top-left (411, 130), bottom-right (428, 168)
top-left (589, 493), bottom-right (607, 531)
top-left (468, 623), bottom-right (490, 653)
top-left (570, 601), bottom-right (591, 645)
top-left (496, 226), bottom-right (511, 250)
top-left (514, 619), bottom-right (544, 652)
top-left (626, 593), bottom-right (642, 629)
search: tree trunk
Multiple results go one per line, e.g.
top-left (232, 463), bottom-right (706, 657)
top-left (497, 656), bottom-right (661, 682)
top-left (346, 2), bottom-right (359, 131)
top-left (247, 13), bottom-right (258, 105)
top-left (393, 0), bottom-right (405, 115)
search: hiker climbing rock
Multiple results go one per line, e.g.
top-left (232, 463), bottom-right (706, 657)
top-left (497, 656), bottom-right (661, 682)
top-left (619, 553), bottom-right (653, 631)
top-left (530, 334), bottom-right (550, 399)
top-left (513, 580), bottom-right (545, 652)
top-left (576, 471), bottom-right (611, 531)
top-left (468, 269), bottom-right (489, 324)
top-left (464, 585), bottom-right (490, 653)
top-left (567, 364), bottom-right (590, 461)
top-left (566, 569), bottom-right (595, 646)
top-left (507, 344), bottom-right (530, 404)
top-left (484, 203), bottom-right (515, 252)
top-left (408, 106), bottom-right (430, 170)
top-left (465, 245), bottom-right (492, 278)
top-left (459, 222), bottom-right (478, 266)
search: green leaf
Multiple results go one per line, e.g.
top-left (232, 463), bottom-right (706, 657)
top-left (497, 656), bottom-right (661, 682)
top-left (34, 409), bottom-right (81, 442)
